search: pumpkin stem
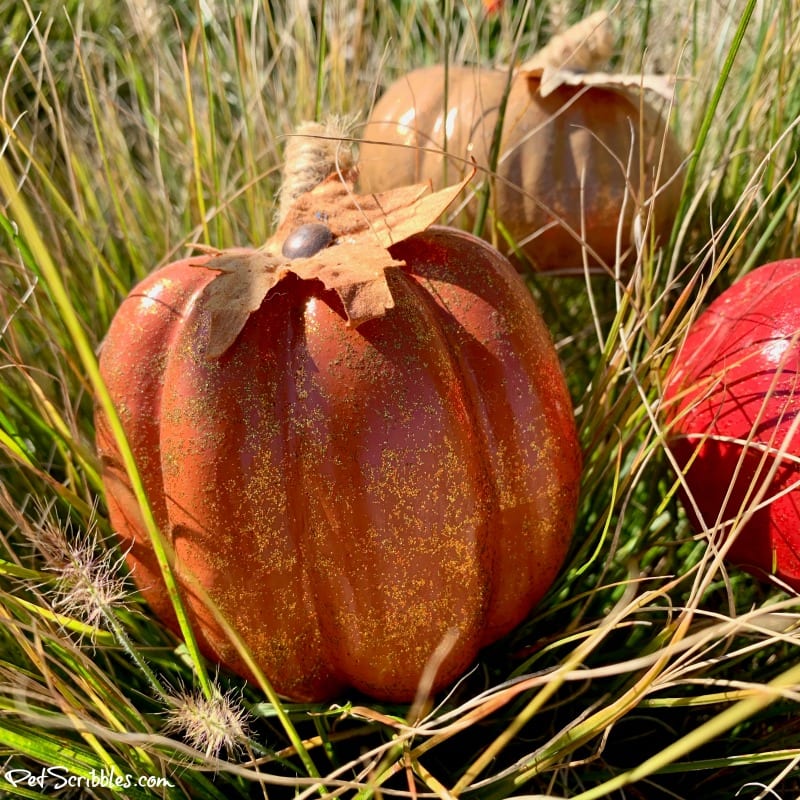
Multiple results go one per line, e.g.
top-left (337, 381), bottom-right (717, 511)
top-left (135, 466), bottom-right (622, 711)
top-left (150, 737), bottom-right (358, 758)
top-left (520, 10), bottom-right (614, 73)
top-left (277, 117), bottom-right (356, 224)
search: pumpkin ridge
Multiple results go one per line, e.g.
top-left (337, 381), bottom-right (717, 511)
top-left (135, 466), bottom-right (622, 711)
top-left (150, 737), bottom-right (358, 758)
top-left (280, 283), bottom-right (351, 693)
top-left (233, 279), bottom-right (345, 698)
top-left (287, 267), bottom-right (491, 699)
top-left (391, 252), bottom-right (500, 612)
top-left (144, 273), bottom-right (340, 700)
top-left (396, 234), bottom-right (519, 637)
top-left (97, 260), bottom-right (219, 632)
top-left (393, 227), bottom-right (581, 642)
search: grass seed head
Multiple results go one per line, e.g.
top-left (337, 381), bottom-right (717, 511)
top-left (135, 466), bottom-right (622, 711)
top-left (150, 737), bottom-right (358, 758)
top-left (163, 685), bottom-right (252, 761)
top-left (33, 508), bottom-right (130, 639)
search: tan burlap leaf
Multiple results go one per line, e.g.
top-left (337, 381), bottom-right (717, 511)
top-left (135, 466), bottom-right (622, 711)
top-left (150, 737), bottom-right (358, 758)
top-left (197, 249), bottom-right (288, 360)
top-left (522, 66), bottom-right (676, 101)
top-left (195, 170), bottom-right (472, 359)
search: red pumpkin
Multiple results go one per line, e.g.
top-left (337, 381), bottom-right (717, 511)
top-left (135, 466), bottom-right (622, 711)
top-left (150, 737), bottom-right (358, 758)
top-left (95, 175), bottom-right (581, 702)
top-left (664, 260), bottom-right (800, 591)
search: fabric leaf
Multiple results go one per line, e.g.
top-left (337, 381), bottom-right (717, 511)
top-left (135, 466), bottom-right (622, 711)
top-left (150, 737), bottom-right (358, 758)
top-left (194, 170), bottom-right (472, 359)
top-left (523, 66), bottom-right (676, 101)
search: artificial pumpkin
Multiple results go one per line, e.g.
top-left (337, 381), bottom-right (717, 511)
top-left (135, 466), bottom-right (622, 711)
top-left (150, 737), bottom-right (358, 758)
top-left (358, 63), bottom-right (684, 273)
top-left (95, 169), bottom-right (582, 702)
top-left (664, 260), bottom-right (800, 592)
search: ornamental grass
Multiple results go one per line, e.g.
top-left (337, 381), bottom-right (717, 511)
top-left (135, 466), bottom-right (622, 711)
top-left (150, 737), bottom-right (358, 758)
top-left (1, 1), bottom-right (799, 797)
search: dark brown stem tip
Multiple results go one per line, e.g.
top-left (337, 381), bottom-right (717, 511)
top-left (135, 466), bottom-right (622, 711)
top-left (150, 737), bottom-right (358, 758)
top-left (281, 223), bottom-right (334, 259)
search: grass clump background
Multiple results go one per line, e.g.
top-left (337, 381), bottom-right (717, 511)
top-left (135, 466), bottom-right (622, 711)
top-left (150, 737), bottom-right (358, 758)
top-left (2, 0), bottom-right (800, 797)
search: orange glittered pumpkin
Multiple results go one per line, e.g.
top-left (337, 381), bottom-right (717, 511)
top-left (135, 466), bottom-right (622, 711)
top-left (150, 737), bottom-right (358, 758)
top-left (95, 169), bottom-right (581, 702)
top-left (358, 62), bottom-right (683, 273)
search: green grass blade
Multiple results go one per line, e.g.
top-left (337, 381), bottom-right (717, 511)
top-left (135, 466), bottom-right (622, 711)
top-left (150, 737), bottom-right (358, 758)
top-left (0, 155), bottom-right (213, 700)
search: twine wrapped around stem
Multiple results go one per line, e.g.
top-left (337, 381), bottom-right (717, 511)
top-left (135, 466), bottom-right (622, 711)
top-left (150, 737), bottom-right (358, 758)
top-left (277, 117), bottom-right (356, 223)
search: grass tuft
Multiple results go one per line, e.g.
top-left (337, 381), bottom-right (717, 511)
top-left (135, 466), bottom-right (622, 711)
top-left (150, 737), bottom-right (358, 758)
top-left (163, 684), bottom-right (252, 762)
top-left (31, 503), bottom-right (131, 638)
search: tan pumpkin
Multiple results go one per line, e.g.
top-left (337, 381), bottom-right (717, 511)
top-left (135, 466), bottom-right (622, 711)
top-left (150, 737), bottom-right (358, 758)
top-left (358, 63), bottom-right (684, 273)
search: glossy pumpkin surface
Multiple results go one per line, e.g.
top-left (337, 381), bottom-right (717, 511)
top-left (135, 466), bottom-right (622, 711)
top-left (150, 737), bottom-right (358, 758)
top-left (96, 223), bottom-right (582, 701)
top-left (664, 260), bottom-right (800, 591)
top-left (359, 65), bottom-right (684, 273)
